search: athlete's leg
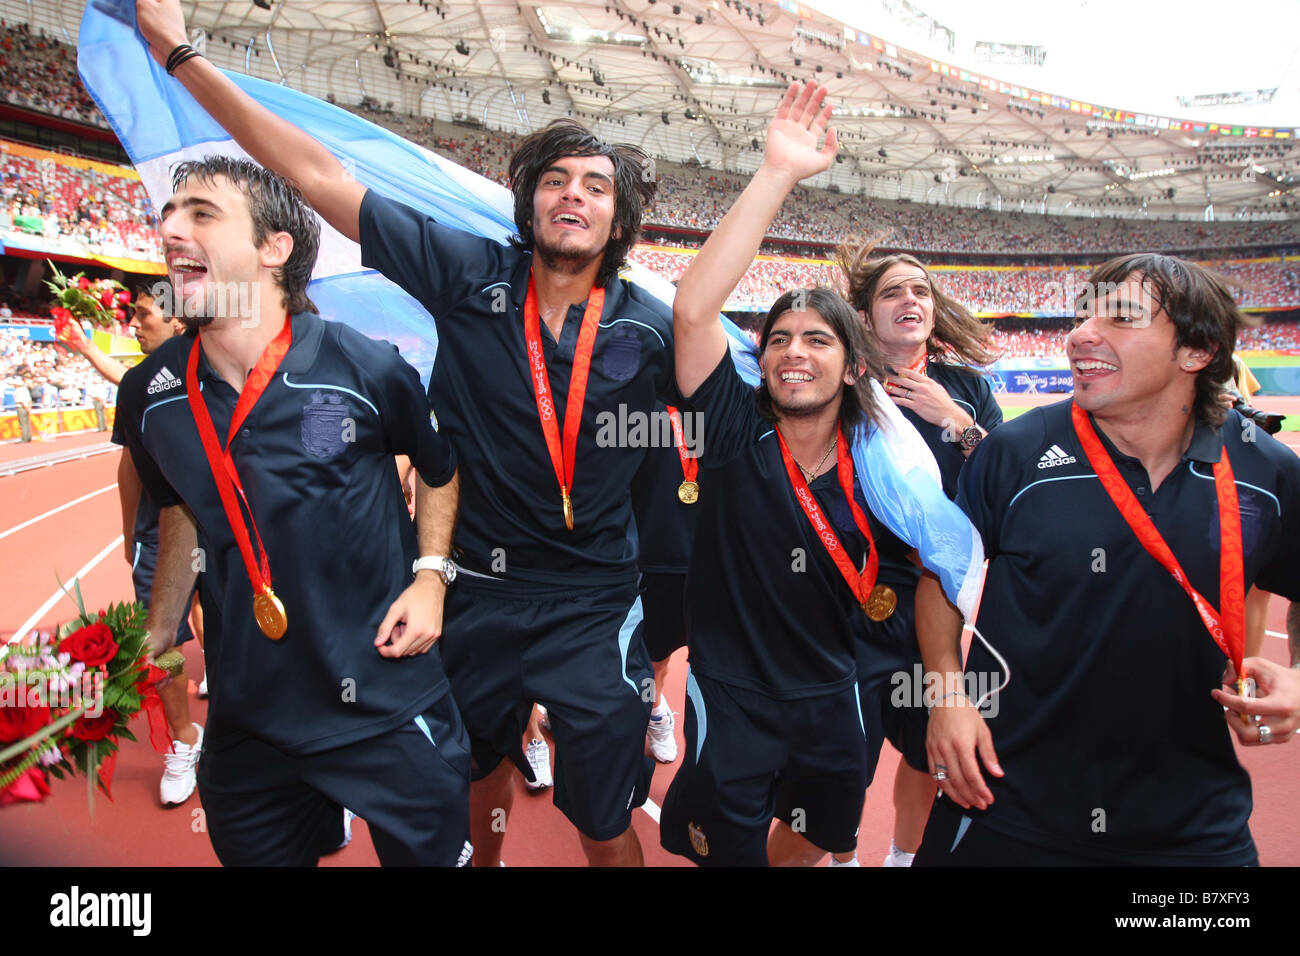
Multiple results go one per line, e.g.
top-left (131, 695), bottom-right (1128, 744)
top-left (159, 678), bottom-right (197, 744)
top-left (651, 656), bottom-right (670, 706)
top-left (767, 820), bottom-right (830, 867)
top-left (892, 762), bottom-right (937, 853)
top-left (469, 757), bottom-right (515, 867)
top-left (579, 825), bottom-right (644, 867)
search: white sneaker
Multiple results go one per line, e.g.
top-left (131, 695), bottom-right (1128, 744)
top-left (646, 695), bottom-right (678, 763)
top-left (882, 841), bottom-right (916, 867)
top-left (338, 809), bottom-right (356, 850)
top-left (524, 738), bottom-right (553, 790)
top-left (160, 723), bottom-right (203, 807)
top-left (197, 669), bottom-right (208, 699)
top-left (829, 854), bottom-right (861, 867)
top-left (536, 704), bottom-right (550, 732)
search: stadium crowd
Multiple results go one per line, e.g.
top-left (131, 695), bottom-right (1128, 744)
top-left (393, 121), bottom-right (1300, 254)
top-left (626, 245), bottom-right (1300, 314)
top-left (0, 329), bottom-right (115, 413)
top-left (0, 51), bottom-right (1294, 384)
top-left (0, 22), bottom-right (108, 129)
top-left (0, 149), bottom-right (161, 260)
top-left (2, 22), bottom-right (1299, 256)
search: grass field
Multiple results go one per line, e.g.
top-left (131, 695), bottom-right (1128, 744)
top-left (1237, 355), bottom-right (1300, 368)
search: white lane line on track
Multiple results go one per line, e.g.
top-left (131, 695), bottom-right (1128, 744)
top-left (6, 535), bottom-right (124, 646)
top-left (640, 796), bottom-right (662, 823)
top-left (0, 483), bottom-right (118, 541)
top-left (1267, 630), bottom-right (1287, 640)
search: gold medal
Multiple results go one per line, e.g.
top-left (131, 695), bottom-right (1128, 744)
top-left (562, 487), bottom-right (574, 531)
top-left (254, 588), bottom-right (288, 640)
top-left (153, 649), bottom-right (187, 678)
top-left (863, 584), bottom-right (897, 622)
top-left (677, 480), bottom-right (699, 504)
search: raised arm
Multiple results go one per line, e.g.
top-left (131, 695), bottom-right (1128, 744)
top-left (61, 325), bottom-right (128, 385)
top-left (136, 0), bottom-right (366, 241)
top-left (673, 80), bottom-right (837, 396)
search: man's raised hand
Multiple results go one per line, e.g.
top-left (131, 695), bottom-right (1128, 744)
top-left (763, 80), bottom-right (838, 185)
top-left (136, 0), bottom-right (189, 65)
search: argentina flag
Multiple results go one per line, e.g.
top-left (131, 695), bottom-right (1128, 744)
top-left (75, 0), bottom-right (984, 618)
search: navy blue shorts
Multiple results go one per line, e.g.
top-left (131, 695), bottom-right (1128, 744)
top-left (856, 590), bottom-right (930, 778)
top-left (197, 691), bottom-right (472, 866)
top-left (439, 578), bottom-right (654, 842)
top-left (638, 572), bottom-right (686, 663)
top-left (660, 671), bottom-right (868, 866)
top-left (132, 539), bottom-right (195, 647)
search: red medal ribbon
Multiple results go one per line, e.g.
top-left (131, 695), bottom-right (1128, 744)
top-left (776, 424), bottom-right (879, 608)
top-left (523, 274), bottom-right (605, 529)
top-left (185, 315), bottom-right (294, 603)
top-left (1070, 401), bottom-right (1246, 671)
top-left (666, 404), bottom-right (699, 485)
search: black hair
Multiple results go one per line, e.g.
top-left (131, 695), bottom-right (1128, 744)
top-left (754, 286), bottom-right (887, 437)
top-left (508, 119), bottom-right (656, 287)
top-left (170, 156), bottom-right (320, 314)
top-left (1079, 254), bottom-right (1239, 427)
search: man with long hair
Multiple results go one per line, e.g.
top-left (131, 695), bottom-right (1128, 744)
top-left (139, 0), bottom-right (672, 866)
top-left (661, 81), bottom-right (966, 866)
top-left (833, 244), bottom-right (1002, 866)
top-left (917, 254), bottom-right (1300, 865)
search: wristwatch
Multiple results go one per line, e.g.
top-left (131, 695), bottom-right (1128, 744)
top-left (958, 424), bottom-right (986, 450)
top-left (412, 555), bottom-right (457, 586)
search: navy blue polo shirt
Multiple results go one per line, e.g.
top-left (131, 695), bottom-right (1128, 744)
top-left (957, 398), bottom-right (1300, 864)
top-left (113, 312), bottom-right (458, 756)
top-left (630, 402), bottom-right (700, 573)
top-left (900, 360), bottom-right (1003, 500)
top-left (359, 191), bottom-right (674, 590)
top-left (680, 355), bottom-right (910, 699)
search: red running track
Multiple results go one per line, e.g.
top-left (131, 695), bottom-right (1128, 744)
top-left (1, 396), bottom-right (1298, 866)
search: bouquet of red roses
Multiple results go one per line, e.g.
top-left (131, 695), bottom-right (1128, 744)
top-left (43, 259), bottom-right (131, 344)
top-left (0, 584), bottom-right (169, 812)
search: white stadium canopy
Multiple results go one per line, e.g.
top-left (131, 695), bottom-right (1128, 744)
top-left (18, 0), bottom-right (1300, 221)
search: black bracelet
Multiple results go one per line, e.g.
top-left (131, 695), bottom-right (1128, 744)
top-left (170, 48), bottom-right (204, 74)
top-left (165, 43), bottom-right (202, 75)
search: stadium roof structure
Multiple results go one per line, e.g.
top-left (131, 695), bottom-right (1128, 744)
top-left (31, 0), bottom-right (1300, 221)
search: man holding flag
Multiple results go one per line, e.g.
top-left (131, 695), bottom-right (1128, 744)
top-left (661, 81), bottom-right (973, 866)
top-left (917, 254), bottom-right (1300, 866)
top-left (133, 0), bottom-right (672, 866)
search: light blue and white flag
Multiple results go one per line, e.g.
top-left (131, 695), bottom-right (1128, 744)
top-left (76, 0), bottom-right (983, 618)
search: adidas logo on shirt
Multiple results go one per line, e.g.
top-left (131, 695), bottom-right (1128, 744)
top-left (146, 367), bottom-right (183, 395)
top-left (1036, 444), bottom-right (1077, 469)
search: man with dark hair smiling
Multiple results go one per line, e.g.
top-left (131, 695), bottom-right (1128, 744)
top-left (917, 253), bottom-right (1300, 866)
top-left (113, 156), bottom-right (467, 866)
top-left (137, 0), bottom-right (673, 866)
top-left (662, 81), bottom-right (969, 867)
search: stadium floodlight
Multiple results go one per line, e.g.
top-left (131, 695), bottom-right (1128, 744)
top-left (536, 7), bottom-right (646, 45)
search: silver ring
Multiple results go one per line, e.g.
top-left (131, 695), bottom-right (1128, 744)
top-left (932, 770), bottom-right (948, 781)
top-left (1259, 724), bottom-right (1272, 743)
